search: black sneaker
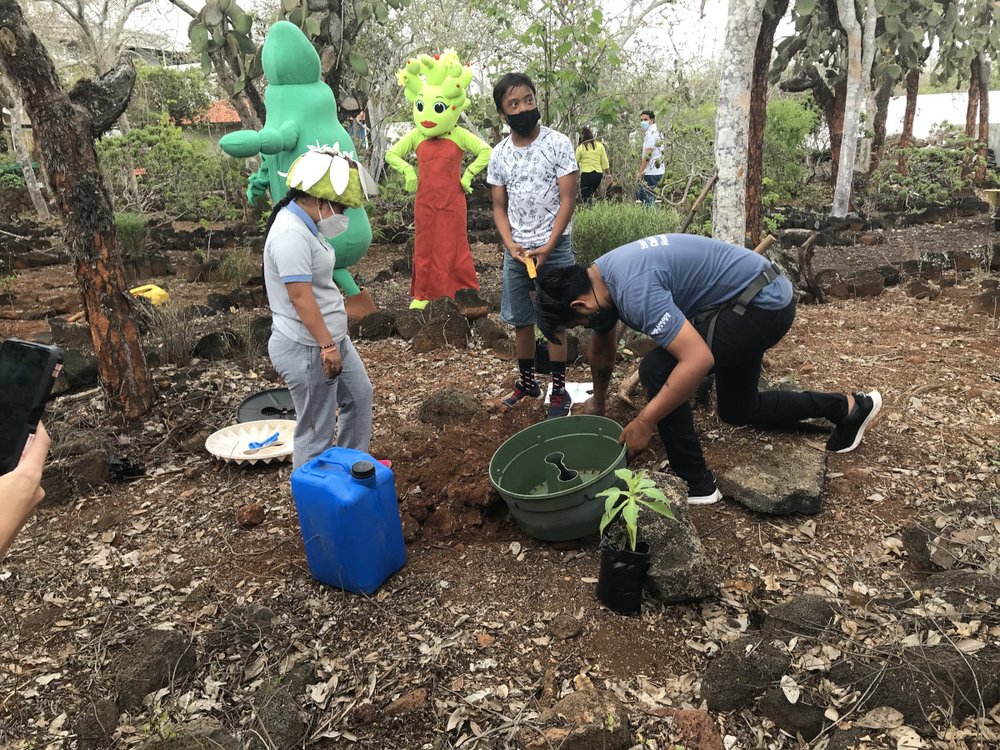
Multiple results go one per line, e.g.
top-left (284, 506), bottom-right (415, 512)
top-left (826, 390), bottom-right (882, 453)
top-left (546, 387), bottom-right (573, 419)
top-left (502, 379), bottom-right (541, 408)
top-left (687, 471), bottom-right (723, 506)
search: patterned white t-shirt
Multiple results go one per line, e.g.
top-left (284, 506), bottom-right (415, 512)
top-left (642, 124), bottom-right (665, 176)
top-left (486, 126), bottom-right (579, 249)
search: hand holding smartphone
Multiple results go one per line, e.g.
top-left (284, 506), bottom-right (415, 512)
top-left (0, 339), bottom-right (63, 474)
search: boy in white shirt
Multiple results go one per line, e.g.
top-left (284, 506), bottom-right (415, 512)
top-left (487, 73), bottom-right (579, 418)
top-left (635, 110), bottom-right (664, 205)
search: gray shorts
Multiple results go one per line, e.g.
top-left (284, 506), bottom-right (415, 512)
top-left (500, 234), bottom-right (575, 327)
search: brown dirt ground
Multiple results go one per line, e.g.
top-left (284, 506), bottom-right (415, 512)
top-left (1, 219), bottom-right (999, 749)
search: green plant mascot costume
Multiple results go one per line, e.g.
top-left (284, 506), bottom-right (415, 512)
top-left (385, 50), bottom-right (491, 310)
top-left (219, 21), bottom-right (376, 319)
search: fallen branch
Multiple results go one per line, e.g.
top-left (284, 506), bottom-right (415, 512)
top-left (679, 173), bottom-right (717, 233)
top-left (616, 368), bottom-right (640, 409)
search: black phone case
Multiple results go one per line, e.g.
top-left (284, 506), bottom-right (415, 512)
top-left (0, 340), bottom-right (63, 474)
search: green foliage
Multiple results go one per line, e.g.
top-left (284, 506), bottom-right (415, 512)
top-left (220, 247), bottom-right (254, 286)
top-left (0, 172), bottom-right (25, 190)
top-left (127, 64), bottom-right (214, 127)
top-left (654, 102), bottom-right (717, 205)
top-left (763, 97), bottom-right (819, 203)
top-left (115, 212), bottom-right (148, 257)
top-left (571, 202), bottom-right (680, 265)
top-left (598, 468), bottom-right (676, 552)
top-left (97, 116), bottom-right (247, 221)
top-left (861, 130), bottom-right (991, 212)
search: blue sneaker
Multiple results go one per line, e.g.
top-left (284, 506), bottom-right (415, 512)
top-left (502, 379), bottom-right (541, 408)
top-left (547, 387), bottom-right (573, 419)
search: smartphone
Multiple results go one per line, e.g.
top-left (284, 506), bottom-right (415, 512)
top-left (0, 339), bottom-right (63, 474)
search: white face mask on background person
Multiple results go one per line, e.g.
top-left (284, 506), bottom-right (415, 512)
top-left (316, 203), bottom-right (350, 239)
top-left (317, 213), bottom-right (349, 239)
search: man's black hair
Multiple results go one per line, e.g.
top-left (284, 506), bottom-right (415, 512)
top-left (641, 110), bottom-right (655, 120)
top-left (534, 263), bottom-right (591, 343)
top-left (493, 73), bottom-right (536, 114)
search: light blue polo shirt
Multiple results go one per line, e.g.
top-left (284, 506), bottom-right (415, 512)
top-left (593, 234), bottom-right (793, 348)
top-left (263, 202), bottom-right (347, 345)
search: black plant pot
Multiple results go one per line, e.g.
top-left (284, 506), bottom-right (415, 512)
top-left (596, 535), bottom-right (650, 617)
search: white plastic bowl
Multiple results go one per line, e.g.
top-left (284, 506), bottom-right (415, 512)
top-left (204, 419), bottom-right (296, 465)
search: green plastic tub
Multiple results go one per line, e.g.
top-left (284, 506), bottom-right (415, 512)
top-left (489, 415), bottom-right (627, 541)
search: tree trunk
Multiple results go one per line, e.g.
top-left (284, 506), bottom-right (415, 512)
top-left (965, 57), bottom-right (979, 139)
top-left (897, 67), bottom-right (920, 176)
top-left (8, 93), bottom-right (49, 219)
top-left (211, 50), bottom-right (262, 131)
top-left (746, 0), bottom-right (790, 247)
top-left (713, 0), bottom-right (767, 245)
top-left (975, 53), bottom-right (990, 184)
top-left (831, 0), bottom-right (875, 218)
top-left (0, 0), bottom-right (154, 420)
top-left (866, 74), bottom-right (894, 176)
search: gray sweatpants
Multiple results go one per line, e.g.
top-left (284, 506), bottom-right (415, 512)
top-left (268, 330), bottom-right (373, 468)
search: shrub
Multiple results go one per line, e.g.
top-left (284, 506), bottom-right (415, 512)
top-left (115, 212), bottom-right (148, 257)
top-left (220, 247), bottom-right (254, 286)
top-left (763, 97), bottom-right (819, 203)
top-left (0, 172), bottom-right (25, 190)
top-left (146, 304), bottom-right (195, 366)
top-left (97, 116), bottom-right (247, 221)
top-left (860, 130), bottom-right (989, 213)
top-left (572, 201), bottom-right (680, 264)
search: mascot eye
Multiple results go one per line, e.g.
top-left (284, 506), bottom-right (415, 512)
top-left (416, 100), bottom-right (424, 112)
top-left (433, 101), bottom-right (447, 114)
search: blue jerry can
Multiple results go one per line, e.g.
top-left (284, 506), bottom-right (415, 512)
top-left (291, 447), bottom-right (407, 595)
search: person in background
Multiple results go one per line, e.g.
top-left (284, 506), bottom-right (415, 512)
top-left (534, 233), bottom-right (882, 505)
top-left (1, 423), bottom-right (50, 559)
top-left (487, 72), bottom-right (579, 418)
top-left (576, 127), bottom-right (612, 204)
top-left (262, 146), bottom-right (382, 468)
top-left (345, 110), bottom-right (368, 153)
top-left (635, 110), bottom-right (664, 206)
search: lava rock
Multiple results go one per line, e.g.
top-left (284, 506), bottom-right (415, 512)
top-left (417, 389), bottom-right (480, 429)
top-left (115, 629), bottom-right (196, 710)
top-left (236, 503), bottom-right (265, 528)
top-left (358, 309), bottom-right (395, 339)
top-left (757, 687), bottom-right (827, 740)
top-left (764, 595), bottom-right (837, 637)
top-left (717, 443), bottom-right (826, 515)
top-left (72, 698), bottom-right (119, 750)
top-left (700, 637), bottom-right (790, 712)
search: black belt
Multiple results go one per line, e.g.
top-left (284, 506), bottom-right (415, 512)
top-left (691, 262), bottom-right (782, 349)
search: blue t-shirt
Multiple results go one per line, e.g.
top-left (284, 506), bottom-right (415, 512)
top-left (593, 234), bottom-right (793, 348)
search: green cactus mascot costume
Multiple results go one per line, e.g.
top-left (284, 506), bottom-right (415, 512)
top-left (220, 21), bottom-right (376, 319)
top-left (385, 50), bottom-right (491, 309)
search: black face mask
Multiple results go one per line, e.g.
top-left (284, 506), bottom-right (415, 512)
top-left (506, 107), bottom-right (541, 136)
top-left (586, 303), bottom-right (619, 335)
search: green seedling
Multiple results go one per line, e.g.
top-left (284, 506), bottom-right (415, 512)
top-left (597, 468), bottom-right (676, 551)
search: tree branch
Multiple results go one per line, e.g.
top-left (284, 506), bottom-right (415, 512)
top-left (68, 58), bottom-right (137, 136)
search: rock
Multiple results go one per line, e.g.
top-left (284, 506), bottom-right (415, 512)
top-left (115, 629), bottom-right (196, 710)
top-left (248, 315), bottom-right (271, 350)
top-left (418, 389), bottom-right (480, 429)
top-left (700, 637), bottom-right (790, 712)
top-left (72, 698), bottom-right (119, 750)
top-left (206, 292), bottom-right (234, 312)
top-left (424, 505), bottom-right (459, 537)
top-left (193, 330), bottom-right (242, 360)
top-left (972, 288), bottom-right (1000, 316)
top-left (454, 287), bottom-right (490, 319)
top-left (390, 256), bottom-right (412, 275)
top-left (358, 310), bottom-right (395, 339)
top-left (549, 613), bottom-right (583, 640)
top-left (411, 324), bottom-right (446, 353)
top-left (247, 685), bottom-right (305, 750)
top-left (40, 469), bottom-right (74, 506)
top-left (207, 605), bottom-right (275, 655)
top-left (764, 595), bottom-right (836, 637)
top-left (921, 569), bottom-right (1000, 610)
top-left (67, 448), bottom-right (111, 489)
top-left (393, 309), bottom-right (424, 340)
top-left (643, 473), bottom-right (718, 603)
top-left (757, 687), bottom-right (826, 740)
top-left (426, 295), bottom-right (461, 320)
top-left (279, 662), bottom-right (315, 698)
top-left (652, 707), bottom-right (724, 750)
top-left (876, 264), bottom-right (901, 286)
top-left (384, 687), bottom-right (428, 716)
top-left (230, 286), bottom-right (267, 310)
top-left (826, 728), bottom-right (879, 750)
top-left (472, 316), bottom-right (507, 347)
top-left (904, 279), bottom-right (938, 300)
top-left (828, 646), bottom-right (1000, 729)
top-left (140, 717), bottom-right (240, 750)
top-left (900, 522), bottom-right (954, 571)
top-left (522, 686), bottom-right (630, 750)
top-left (400, 513), bottom-right (420, 542)
top-left (236, 503), bottom-right (265, 528)
top-left (491, 338), bottom-right (517, 359)
top-left (950, 250), bottom-right (976, 271)
top-left (845, 270), bottom-right (885, 298)
top-left (717, 444), bottom-right (826, 515)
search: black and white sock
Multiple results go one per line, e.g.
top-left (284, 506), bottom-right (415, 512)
top-left (551, 362), bottom-right (566, 393)
top-left (518, 358), bottom-right (537, 389)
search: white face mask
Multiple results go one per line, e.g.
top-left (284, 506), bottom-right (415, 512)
top-left (317, 210), bottom-right (349, 240)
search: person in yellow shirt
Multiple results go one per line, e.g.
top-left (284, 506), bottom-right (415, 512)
top-left (575, 127), bottom-right (612, 203)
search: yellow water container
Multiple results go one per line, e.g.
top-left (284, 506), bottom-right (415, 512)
top-left (129, 284), bottom-right (169, 306)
